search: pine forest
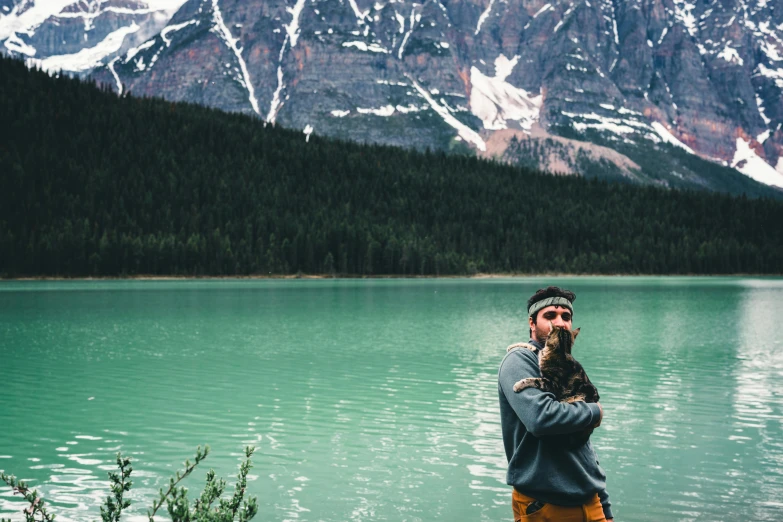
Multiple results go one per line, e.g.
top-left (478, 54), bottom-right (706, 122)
top-left (1, 55), bottom-right (782, 277)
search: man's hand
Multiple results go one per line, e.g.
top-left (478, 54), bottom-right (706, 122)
top-left (594, 402), bottom-right (603, 428)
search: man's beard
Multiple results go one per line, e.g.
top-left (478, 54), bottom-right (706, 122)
top-left (532, 322), bottom-right (568, 344)
top-left (531, 321), bottom-right (549, 346)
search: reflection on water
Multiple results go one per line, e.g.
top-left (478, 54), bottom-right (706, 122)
top-left (732, 285), bottom-right (783, 520)
top-left (1, 278), bottom-right (783, 521)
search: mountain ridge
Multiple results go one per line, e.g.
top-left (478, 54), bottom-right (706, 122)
top-left (3, 0), bottom-right (783, 194)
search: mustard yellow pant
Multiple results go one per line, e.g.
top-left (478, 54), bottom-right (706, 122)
top-left (512, 489), bottom-right (606, 522)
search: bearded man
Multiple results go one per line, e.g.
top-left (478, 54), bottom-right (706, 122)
top-left (497, 286), bottom-right (614, 521)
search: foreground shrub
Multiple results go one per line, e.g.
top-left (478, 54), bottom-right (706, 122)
top-left (0, 445), bottom-right (258, 522)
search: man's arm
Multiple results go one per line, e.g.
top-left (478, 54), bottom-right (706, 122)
top-left (598, 487), bottom-right (613, 520)
top-left (499, 350), bottom-right (601, 437)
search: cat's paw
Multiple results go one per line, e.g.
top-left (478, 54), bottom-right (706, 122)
top-left (506, 342), bottom-right (537, 353)
top-left (513, 378), bottom-right (534, 393)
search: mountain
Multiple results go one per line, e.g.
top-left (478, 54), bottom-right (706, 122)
top-left (0, 0), bottom-right (186, 73)
top-left (3, 0), bottom-right (783, 195)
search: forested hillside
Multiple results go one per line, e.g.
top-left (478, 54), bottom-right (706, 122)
top-left (1, 56), bottom-right (782, 277)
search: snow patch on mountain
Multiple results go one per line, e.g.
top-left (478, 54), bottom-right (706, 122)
top-left (0, 0), bottom-right (77, 40)
top-left (732, 137), bottom-right (783, 188)
top-left (357, 105), bottom-right (396, 116)
top-left (54, 5), bottom-right (178, 22)
top-left (566, 111), bottom-right (644, 135)
top-left (717, 42), bottom-right (743, 65)
top-left (35, 22), bottom-right (140, 72)
top-left (756, 94), bottom-right (771, 126)
top-left (143, 1), bottom-right (191, 13)
top-left (348, 0), bottom-right (370, 22)
top-left (161, 20), bottom-right (198, 46)
top-left (406, 73), bottom-right (486, 151)
top-left (343, 41), bottom-right (389, 53)
top-left (469, 54), bottom-right (542, 131)
top-left (757, 63), bottom-right (783, 88)
top-left (124, 39), bottom-right (156, 63)
top-left (651, 122), bottom-right (695, 154)
top-left (475, 0), bottom-right (495, 35)
top-left (108, 56), bottom-right (122, 94)
top-left (658, 27), bottom-right (668, 44)
top-left (285, 0), bottom-right (307, 47)
top-left (267, 0), bottom-right (309, 122)
top-left (4, 32), bottom-right (35, 56)
top-left (268, 63), bottom-right (284, 123)
top-left (398, 8), bottom-right (419, 59)
top-left (395, 104), bottom-right (424, 114)
top-left (394, 11), bottom-right (405, 33)
top-left (210, 0), bottom-right (260, 116)
top-left (532, 4), bottom-right (553, 19)
top-left (672, 0), bottom-right (698, 37)
top-left (0, 1), bottom-right (187, 44)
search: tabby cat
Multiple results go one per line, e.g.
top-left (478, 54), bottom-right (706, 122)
top-left (512, 325), bottom-right (599, 447)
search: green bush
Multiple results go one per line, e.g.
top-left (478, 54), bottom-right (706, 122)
top-left (0, 446), bottom-right (258, 522)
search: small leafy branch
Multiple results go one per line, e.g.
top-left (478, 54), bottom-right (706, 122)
top-left (101, 453), bottom-right (132, 522)
top-left (160, 446), bottom-right (258, 522)
top-left (147, 444), bottom-right (210, 520)
top-left (0, 472), bottom-right (56, 522)
top-left (0, 445), bottom-right (258, 522)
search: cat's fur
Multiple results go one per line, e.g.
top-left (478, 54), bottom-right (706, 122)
top-left (512, 325), bottom-right (599, 446)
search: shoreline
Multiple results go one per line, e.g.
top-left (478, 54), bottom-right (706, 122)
top-left (3, 273), bottom-right (782, 281)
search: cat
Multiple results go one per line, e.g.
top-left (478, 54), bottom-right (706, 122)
top-left (511, 325), bottom-right (600, 447)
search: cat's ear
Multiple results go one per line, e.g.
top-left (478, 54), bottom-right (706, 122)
top-left (572, 327), bottom-right (580, 340)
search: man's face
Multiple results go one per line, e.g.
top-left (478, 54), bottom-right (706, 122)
top-left (529, 305), bottom-right (572, 342)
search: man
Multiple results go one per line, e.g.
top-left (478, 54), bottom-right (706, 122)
top-left (498, 286), bottom-right (613, 521)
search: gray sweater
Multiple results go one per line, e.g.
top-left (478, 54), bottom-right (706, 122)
top-left (498, 340), bottom-right (613, 520)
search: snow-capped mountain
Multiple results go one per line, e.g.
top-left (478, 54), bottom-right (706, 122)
top-left (4, 0), bottom-right (783, 192)
top-left (0, 0), bottom-right (186, 73)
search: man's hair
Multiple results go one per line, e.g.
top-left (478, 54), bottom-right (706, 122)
top-left (528, 286), bottom-right (576, 325)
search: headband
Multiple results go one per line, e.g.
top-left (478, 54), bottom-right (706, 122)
top-left (528, 296), bottom-right (573, 318)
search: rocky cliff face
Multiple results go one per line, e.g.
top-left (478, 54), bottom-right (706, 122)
top-left (0, 0), bottom-right (186, 73)
top-left (4, 0), bottom-right (783, 193)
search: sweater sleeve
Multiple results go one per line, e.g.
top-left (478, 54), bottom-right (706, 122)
top-left (498, 349), bottom-right (601, 437)
top-left (598, 487), bottom-right (613, 520)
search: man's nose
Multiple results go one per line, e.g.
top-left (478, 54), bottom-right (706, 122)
top-left (552, 316), bottom-right (566, 327)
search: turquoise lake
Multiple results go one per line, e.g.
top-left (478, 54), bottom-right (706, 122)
top-left (1, 277), bottom-right (783, 521)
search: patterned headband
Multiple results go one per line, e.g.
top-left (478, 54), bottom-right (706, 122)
top-left (528, 296), bottom-right (573, 318)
